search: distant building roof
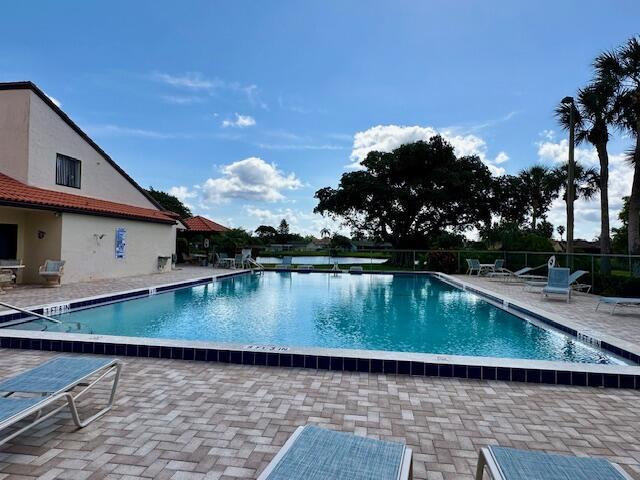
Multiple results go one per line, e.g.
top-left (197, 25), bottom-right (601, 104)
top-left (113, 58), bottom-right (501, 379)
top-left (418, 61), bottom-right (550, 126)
top-left (0, 173), bottom-right (176, 224)
top-left (183, 215), bottom-right (229, 233)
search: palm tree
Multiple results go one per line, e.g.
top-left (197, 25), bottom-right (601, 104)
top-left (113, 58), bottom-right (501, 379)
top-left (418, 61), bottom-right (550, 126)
top-left (557, 225), bottom-right (565, 241)
top-left (320, 227), bottom-right (331, 239)
top-left (594, 36), bottom-right (640, 254)
top-left (519, 166), bottom-right (562, 230)
top-left (555, 82), bottom-right (615, 257)
top-left (553, 163), bottom-right (600, 222)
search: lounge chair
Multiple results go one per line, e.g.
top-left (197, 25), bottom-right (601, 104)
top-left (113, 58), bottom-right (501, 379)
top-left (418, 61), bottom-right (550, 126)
top-left (475, 445), bottom-right (631, 479)
top-left (541, 267), bottom-right (571, 302)
top-left (349, 266), bottom-right (363, 274)
top-left (488, 267), bottom-right (533, 282)
top-left (596, 297), bottom-right (640, 315)
top-left (297, 265), bottom-right (314, 273)
top-left (526, 269), bottom-right (589, 294)
top-left (39, 260), bottom-right (65, 287)
top-left (258, 425), bottom-right (413, 480)
top-left (275, 256), bottom-right (293, 271)
top-left (0, 356), bottom-right (121, 447)
top-left (234, 254), bottom-right (243, 269)
top-left (466, 259), bottom-right (481, 275)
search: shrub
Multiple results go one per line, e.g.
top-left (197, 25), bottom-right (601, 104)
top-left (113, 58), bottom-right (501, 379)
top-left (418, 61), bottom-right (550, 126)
top-left (425, 251), bottom-right (457, 273)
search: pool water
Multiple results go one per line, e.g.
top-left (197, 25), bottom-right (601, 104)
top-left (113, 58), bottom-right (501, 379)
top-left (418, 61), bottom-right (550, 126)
top-left (11, 273), bottom-right (624, 364)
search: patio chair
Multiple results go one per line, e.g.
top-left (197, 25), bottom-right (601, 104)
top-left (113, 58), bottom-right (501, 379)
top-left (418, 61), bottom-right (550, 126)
top-left (234, 254), bottom-right (244, 269)
top-left (466, 259), bottom-right (481, 275)
top-left (275, 256), bottom-right (293, 271)
top-left (596, 297), bottom-right (640, 315)
top-left (257, 425), bottom-right (413, 480)
top-left (39, 260), bottom-right (65, 287)
top-left (492, 259), bottom-right (505, 272)
top-left (569, 270), bottom-right (591, 294)
top-left (349, 266), bottom-right (363, 274)
top-left (475, 445), bottom-right (631, 479)
top-left (0, 356), bottom-right (121, 447)
top-left (488, 267), bottom-right (533, 282)
top-left (541, 267), bottom-right (571, 302)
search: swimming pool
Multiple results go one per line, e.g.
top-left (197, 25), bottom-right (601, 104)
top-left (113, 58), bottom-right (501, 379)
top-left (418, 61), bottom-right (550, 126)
top-left (7, 272), bottom-right (625, 365)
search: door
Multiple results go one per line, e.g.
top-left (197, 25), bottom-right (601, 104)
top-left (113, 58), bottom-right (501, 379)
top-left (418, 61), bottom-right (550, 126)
top-left (0, 224), bottom-right (18, 259)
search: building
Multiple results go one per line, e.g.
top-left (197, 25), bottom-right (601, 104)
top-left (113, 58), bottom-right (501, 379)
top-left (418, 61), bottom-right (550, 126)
top-left (182, 216), bottom-right (228, 235)
top-left (0, 81), bottom-right (180, 284)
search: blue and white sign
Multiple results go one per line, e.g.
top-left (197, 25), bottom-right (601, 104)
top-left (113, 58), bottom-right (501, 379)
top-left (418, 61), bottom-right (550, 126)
top-left (115, 227), bottom-right (126, 259)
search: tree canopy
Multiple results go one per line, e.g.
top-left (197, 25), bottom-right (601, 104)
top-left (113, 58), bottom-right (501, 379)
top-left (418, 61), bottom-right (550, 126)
top-left (314, 136), bottom-right (496, 249)
top-left (146, 187), bottom-right (192, 219)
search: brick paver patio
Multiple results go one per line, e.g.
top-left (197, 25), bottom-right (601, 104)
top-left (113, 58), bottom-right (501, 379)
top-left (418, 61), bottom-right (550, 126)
top-left (0, 350), bottom-right (639, 479)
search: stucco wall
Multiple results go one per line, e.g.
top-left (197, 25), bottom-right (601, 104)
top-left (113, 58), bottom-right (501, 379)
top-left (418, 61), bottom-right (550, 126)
top-left (60, 213), bottom-right (175, 284)
top-left (0, 90), bottom-right (30, 182)
top-left (26, 91), bottom-right (157, 209)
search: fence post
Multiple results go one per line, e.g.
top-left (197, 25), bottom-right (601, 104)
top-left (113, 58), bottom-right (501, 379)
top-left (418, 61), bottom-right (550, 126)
top-left (457, 251), bottom-right (461, 273)
top-left (524, 252), bottom-right (528, 268)
top-left (591, 255), bottom-right (595, 292)
top-left (413, 251), bottom-right (416, 271)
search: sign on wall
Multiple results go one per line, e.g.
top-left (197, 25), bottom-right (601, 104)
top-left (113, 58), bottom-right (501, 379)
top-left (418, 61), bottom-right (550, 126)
top-left (115, 227), bottom-right (126, 259)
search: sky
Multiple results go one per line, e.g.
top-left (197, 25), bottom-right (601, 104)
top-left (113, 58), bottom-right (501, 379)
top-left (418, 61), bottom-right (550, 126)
top-left (1, 1), bottom-right (639, 239)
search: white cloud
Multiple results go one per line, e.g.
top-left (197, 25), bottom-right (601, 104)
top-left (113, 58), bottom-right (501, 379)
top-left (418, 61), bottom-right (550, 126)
top-left (537, 140), bottom-right (632, 240)
top-left (46, 94), bottom-right (61, 108)
top-left (161, 95), bottom-right (205, 105)
top-left (168, 186), bottom-right (198, 210)
top-left (200, 157), bottom-right (302, 203)
top-left (85, 124), bottom-right (176, 139)
top-left (222, 113), bottom-right (256, 128)
top-left (348, 124), bottom-right (507, 175)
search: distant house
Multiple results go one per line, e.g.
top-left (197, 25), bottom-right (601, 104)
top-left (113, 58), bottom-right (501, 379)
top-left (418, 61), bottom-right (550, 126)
top-left (352, 240), bottom-right (393, 251)
top-left (0, 81), bottom-right (181, 284)
top-left (305, 237), bottom-right (331, 251)
top-left (182, 216), bottom-right (228, 234)
top-left (553, 239), bottom-right (600, 254)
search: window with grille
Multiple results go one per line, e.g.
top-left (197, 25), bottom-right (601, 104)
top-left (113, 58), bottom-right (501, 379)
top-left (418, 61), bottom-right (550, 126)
top-left (55, 154), bottom-right (81, 188)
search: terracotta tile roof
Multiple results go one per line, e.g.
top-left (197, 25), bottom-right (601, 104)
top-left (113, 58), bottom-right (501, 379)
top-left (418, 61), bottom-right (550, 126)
top-left (0, 173), bottom-right (176, 224)
top-left (183, 215), bottom-right (229, 232)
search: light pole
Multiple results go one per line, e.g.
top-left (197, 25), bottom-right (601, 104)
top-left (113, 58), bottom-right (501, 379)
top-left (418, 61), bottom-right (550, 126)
top-left (561, 96), bottom-right (575, 255)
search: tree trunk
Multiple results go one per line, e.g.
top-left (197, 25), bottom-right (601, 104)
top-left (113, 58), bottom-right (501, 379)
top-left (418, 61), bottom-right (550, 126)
top-left (596, 142), bottom-right (611, 275)
top-left (628, 124), bottom-right (640, 257)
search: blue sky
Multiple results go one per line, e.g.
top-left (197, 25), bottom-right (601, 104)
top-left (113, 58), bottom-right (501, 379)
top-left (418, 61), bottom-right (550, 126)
top-left (2, 1), bottom-right (639, 239)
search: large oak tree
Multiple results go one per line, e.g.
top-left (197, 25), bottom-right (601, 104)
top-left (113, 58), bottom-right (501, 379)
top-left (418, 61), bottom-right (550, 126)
top-left (314, 136), bottom-right (496, 255)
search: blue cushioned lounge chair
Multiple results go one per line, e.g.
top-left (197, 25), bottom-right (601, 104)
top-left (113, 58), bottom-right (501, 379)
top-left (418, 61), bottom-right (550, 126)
top-left (541, 267), bottom-right (572, 302)
top-left (476, 446), bottom-right (631, 479)
top-left (0, 356), bottom-right (121, 447)
top-left (258, 425), bottom-right (413, 480)
top-left (596, 297), bottom-right (640, 315)
top-left (275, 256), bottom-right (293, 271)
top-left (466, 259), bottom-right (481, 275)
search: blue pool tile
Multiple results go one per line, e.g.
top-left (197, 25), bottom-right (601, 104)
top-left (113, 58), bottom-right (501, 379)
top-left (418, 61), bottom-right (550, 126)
top-left (330, 357), bottom-right (343, 371)
top-left (72, 342), bottom-right (83, 353)
top-left (50, 340), bottom-right (62, 352)
top-left (304, 355), bottom-right (317, 369)
top-left (160, 346), bottom-right (172, 359)
top-left (343, 357), bottom-right (357, 372)
top-left (468, 366), bottom-right (481, 380)
top-left (183, 348), bottom-right (195, 361)
top-left (526, 369), bottom-right (541, 383)
top-left (280, 354), bottom-right (292, 367)
top-left (41, 339), bottom-right (51, 351)
top-left (62, 341), bottom-right (73, 353)
top-left (218, 350), bottom-right (230, 363)
top-left (0, 338), bottom-right (9, 348)
top-left (453, 365), bottom-right (467, 379)
top-left (126, 345), bottom-right (138, 357)
top-left (82, 342), bottom-right (94, 354)
top-left (410, 362), bottom-right (425, 376)
top-left (148, 346), bottom-right (160, 358)
top-left (230, 351), bottom-right (242, 364)
top-left (438, 365), bottom-right (453, 377)
top-left (383, 360), bottom-right (397, 374)
top-left (137, 345), bottom-right (148, 357)
top-left (115, 344), bottom-right (126, 356)
top-left (588, 373), bottom-right (603, 388)
top-left (171, 347), bottom-right (184, 360)
top-left (540, 370), bottom-right (556, 384)
top-left (317, 356), bottom-right (330, 370)
top-left (205, 349), bottom-right (218, 362)
top-left (572, 372), bottom-right (587, 387)
top-left (370, 359), bottom-right (383, 373)
top-left (512, 369), bottom-right (526, 382)
top-left (603, 374), bottom-right (619, 388)
top-left (557, 371), bottom-right (571, 385)
top-left (267, 353), bottom-right (280, 367)
top-left (620, 375), bottom-right (635, 389)
top-left (424, 364), bottom-right (438, 377)
top-left (254, 352), bottom-right (267, 366)
top-left (496, 367), bottom-right (510, 381)
top-left (242, 351), bottom-right (255, 365)
top-left (292, 354), bottom-right (305, 368)
top-left (357, 358), bottom-right (370, 373)
top-left (29, 339), bottom-right (41, 350)
top-left (195, 349), bottom-right (207, 361)
top-left (397, 361), bottom-right (410, 375)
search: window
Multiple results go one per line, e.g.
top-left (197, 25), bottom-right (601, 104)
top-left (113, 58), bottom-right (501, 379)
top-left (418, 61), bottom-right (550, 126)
top-left (55, 154), bottom-right (81, 188)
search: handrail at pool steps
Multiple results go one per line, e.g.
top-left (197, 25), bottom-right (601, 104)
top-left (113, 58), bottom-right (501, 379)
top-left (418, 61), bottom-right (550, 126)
top-left (0, 301), bottom-right (61, 324)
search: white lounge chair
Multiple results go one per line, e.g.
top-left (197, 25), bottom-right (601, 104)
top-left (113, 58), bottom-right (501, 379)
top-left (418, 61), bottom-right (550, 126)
top-left (596, 297), bottom-right (640, 315)
top-left (0, 356), bottom-right (121, 447)
top-left (39, 260), bottom-right (65, 287)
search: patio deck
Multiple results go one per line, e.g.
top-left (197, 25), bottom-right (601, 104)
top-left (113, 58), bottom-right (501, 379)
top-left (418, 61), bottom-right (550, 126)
top-left (454, 274), bottom-right (640, 354)
top-left (0, 350), bottom-right (639, 479)
top-left (0, 266), bottom-right (232, 312)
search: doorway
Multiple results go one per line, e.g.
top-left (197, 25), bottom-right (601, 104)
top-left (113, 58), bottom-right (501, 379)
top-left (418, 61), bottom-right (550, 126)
top-left (0, 224), bottom-right (18, 259)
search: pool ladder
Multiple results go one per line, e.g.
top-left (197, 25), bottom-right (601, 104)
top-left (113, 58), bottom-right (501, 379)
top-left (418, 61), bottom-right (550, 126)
top-left (245, 257), bottom-right (265, 274)
top-left (0, 301), bottom-right (61, 324)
